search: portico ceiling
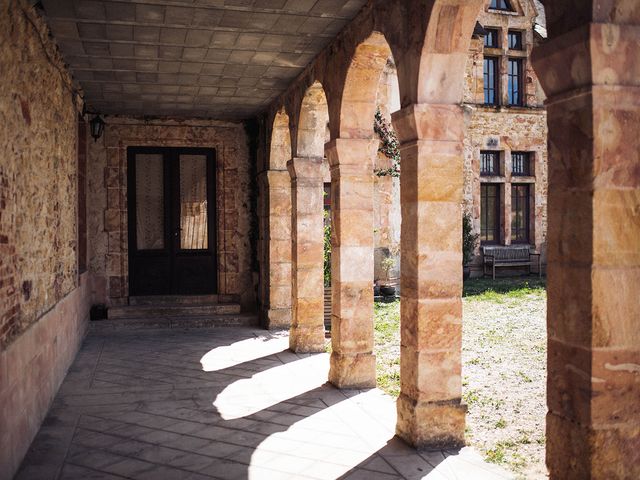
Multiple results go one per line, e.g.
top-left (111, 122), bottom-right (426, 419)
top-left (39, 0), bottom-right (367, 119)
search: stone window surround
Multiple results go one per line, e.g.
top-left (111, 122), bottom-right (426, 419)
top-left (478, 149), bottom-right (539, 248)
top-left (482, 27), bottom-right (529, 108)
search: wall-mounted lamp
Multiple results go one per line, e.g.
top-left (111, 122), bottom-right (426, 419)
top-left (89, 114), bottom-right (105, 142)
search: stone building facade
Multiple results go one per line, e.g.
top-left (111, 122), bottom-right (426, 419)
top-left (462, 0), bottom-right (548, 273)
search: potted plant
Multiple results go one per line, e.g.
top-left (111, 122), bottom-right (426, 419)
top-left (463, 212), bottom-right (479, 280)
top-left (379, 255), bottom-right (397, 297)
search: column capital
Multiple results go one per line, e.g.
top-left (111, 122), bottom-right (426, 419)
top-left (391, 103), bottom-right (464, 145)
top-left (532, 23), bottom-right (640, 102)
top-left (325, 138), bottom-right (378, 169)
top-left (287, 156), bottom-right (323, 181)
top-left (263, 169), bottom-right (290, 188)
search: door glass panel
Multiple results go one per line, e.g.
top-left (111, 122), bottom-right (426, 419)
top-left (135, 154), bottom-right (164, 250)
top-left (179, 154), bottom-right (208, 250)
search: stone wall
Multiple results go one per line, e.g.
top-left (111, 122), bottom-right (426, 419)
top-left (87, 118), bottom-right (256, 309)
top-left (0, 2), bottom-right (92, 477)
top-left (0, 0), bottom-right (81, 348)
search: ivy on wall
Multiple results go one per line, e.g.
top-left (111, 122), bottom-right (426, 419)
top-left (373, 108), bottom-right (401, 177)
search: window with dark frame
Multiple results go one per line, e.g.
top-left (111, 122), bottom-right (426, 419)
top-left (511, 184), bottom-right (530, 243)
top-left (484, 28), bottom-right (500, 48)
top-left (481, 184), bottom-right (500, 244)
top-left (508, 30), bottom-right (523, 50)
top-left (508, 58), bottom-right (523, 106)
top-left (481, 151), bottom-right (500, 176)
top-left (489, 0), bottom-right (513, 11)
top-left (484, 57), bottom-right (499, 105)
top-left (511, 152), bottom-right (531, 176)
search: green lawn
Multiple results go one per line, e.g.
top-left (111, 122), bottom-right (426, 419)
top-left (373, 277), bottom-right (547, 479)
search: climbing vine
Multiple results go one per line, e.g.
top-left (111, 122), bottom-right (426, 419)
top-left (373, 108), bottom-right (401, 177)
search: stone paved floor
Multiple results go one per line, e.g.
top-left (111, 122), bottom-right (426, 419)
top-left (17, 327), bottom-right (513, 480)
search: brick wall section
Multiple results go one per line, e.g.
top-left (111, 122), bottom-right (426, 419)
top-left (87, 118), bottom-right (256, 309)
top-left (0, 0), bottom-right (80, 349)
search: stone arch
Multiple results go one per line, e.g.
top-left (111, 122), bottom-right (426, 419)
top-left (269, 108), bottom-right (292, 170)
top-left (339, 31), bottom-right (394, 139)
top-left (417, 0), bottom-right (486, 104)
top-left (296, 81), bottom-right (330, 159)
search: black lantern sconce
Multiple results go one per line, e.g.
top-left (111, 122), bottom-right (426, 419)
top-left (89, 114), bottom-right (105, 142)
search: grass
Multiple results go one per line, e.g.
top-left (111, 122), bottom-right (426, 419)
top-left (463, 277), bottom-right (546, 300)
top-left (373, 276), bottom-right (547, 479)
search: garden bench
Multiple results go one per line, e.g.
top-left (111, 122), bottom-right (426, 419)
top-left (482, 245), bottom-right (541, 279)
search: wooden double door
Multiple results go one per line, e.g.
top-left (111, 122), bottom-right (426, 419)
top-left (127, 147), bottom-right (217, 296)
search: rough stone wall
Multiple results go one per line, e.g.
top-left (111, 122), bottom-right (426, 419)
top-left (0, 0), bottom-right (80, 349)
top-left (87, 118), bottom-right (255, 309)
top-left (462, 0), bottom-right (548, 271)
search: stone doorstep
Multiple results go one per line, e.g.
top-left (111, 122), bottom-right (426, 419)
top-left (108, 303), bottom-right (242, 319)
top-left (90, 313), bottom-right (258, 331)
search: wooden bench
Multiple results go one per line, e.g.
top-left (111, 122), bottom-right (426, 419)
top-left (482, 245), bottom-right (541, 279)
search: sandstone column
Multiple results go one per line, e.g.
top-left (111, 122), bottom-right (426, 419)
top-left (532, 21), bottom-right (640, 480)
top-left (392, 104), bottom-right (466, 449)
top-left (258, 170), bottom-right (292, 329)
top-left (287, 157), bottom-right (325, 352)
top-left (326, 139), bottom-right (377, 388)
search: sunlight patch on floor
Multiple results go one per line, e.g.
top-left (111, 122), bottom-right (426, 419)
top-left (424, 447), bottom-right (514, 479)
top-left (200, 333), bottom-right (289, 372)
top-left (213, 353), bottom-right (330, 420)
top-left (249, 390), bottom-right (395, 480)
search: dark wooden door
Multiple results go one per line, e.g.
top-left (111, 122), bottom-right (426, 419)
top-left (127, 147), bottom-right (217, 296)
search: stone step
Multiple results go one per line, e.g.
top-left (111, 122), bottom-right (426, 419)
top-left (129, 295), bottom-right (236, 306)
top-left (91, 313), bottom-right (258, 331)
top-left (108, 303), bottom-right (241, 319)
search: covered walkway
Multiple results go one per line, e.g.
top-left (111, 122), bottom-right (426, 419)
top-left (17, 326), bottom-right (510, 480)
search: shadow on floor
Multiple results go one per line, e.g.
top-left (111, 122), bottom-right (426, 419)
top-left (16, 327), bottom-right (511, 480)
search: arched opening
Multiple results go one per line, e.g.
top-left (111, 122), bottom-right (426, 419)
top-left (259, 107), bottom-right (293, 329)
top-left (297, 81), bottom-right (329, 159)
top-left (287, 84), bottom-right (329, 353)
top-left (327, 31), bottom-right (396, 389)
top-left (270, 108), bottom-right (292, 170)
top-left (296, 82), bottom-right (333, 332)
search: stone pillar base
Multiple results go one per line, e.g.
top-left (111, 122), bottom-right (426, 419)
top-left (261, 308), bottom-right (291, 330)
top-left (289, 325), bottom-right (325, 353)
top-left (546, 411), bottom-right (640, 480)
top-left (396, 393), bottom-right (466, 449)
top-left (328, 351), bottom-right (376, 388)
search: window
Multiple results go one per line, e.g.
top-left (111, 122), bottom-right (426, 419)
top-left (512, 152), bottom-right (531, 176)
top-left (511, 184), bottom-right (530, 243)
top-left (481, 184), bottom-right (500, 244)
top-left (508, 30), bottom-right (523, 50)
top-left (481, 151), bottom-right (500, 176)
top-left (484, 57), bottom-right (499, 105)
top-left (484, 28), bottom-right (500, 48)
top-left (508, 58), bottom-right (523, 106)
top-left (489, 0), bottom-right (513, 10)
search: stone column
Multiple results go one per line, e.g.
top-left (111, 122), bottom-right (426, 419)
top-left (532, 22), bottom-right (640, 480)
top-left (287, 157), bottom-right (325, 352)
top-left (326, 139), bottom-right (377, 388)
top-left (392, 104), bottom-right (466, 449)
top-left (258, 170), bottom-right (292, 329)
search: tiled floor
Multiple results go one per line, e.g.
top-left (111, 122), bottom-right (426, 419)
top-left (17, 327), bottom-right (513, 480)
